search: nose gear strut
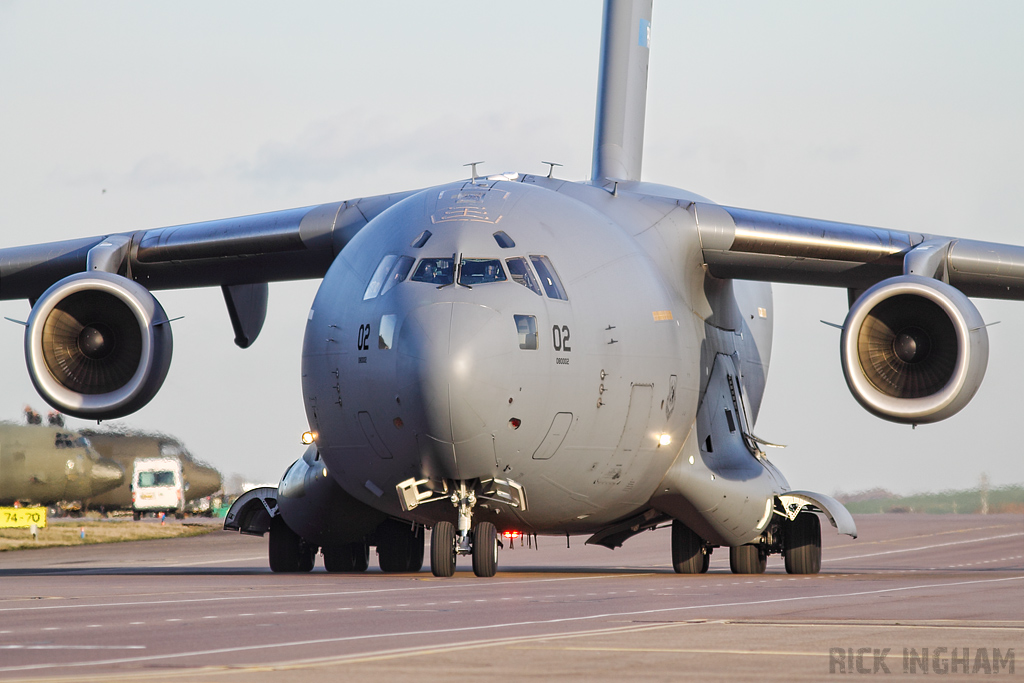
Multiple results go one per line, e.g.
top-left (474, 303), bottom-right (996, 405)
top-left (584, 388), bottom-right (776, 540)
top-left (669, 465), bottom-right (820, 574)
top-left (453, 482), bottom-right (476, 555)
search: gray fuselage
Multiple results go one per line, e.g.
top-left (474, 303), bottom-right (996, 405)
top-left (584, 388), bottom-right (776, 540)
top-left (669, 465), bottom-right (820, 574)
top-left (301, 175), bottom-right (785, 544)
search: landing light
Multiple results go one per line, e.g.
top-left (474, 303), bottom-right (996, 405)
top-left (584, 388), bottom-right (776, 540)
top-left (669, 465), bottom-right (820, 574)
top-left (301, 431), bottom-right (316, 445)
top-left (658, 434), bottom-right (672, 447)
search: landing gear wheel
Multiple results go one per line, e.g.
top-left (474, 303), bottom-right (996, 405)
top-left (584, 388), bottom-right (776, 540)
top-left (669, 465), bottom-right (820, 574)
top-left (174, 511), bottom-right (184, 520)
top-left (430, 521), bottom-right (457, 577)
top-left (324, 542), bottom-right (370, 572)
top-left (132, 511), bottom-right (141, 521)
top-left (671, 520), bottom-right (708, 574)
top-left (784, 512), bottom-right (822, 575)
top-left (376, 519), bottom-right (424, 572)
top-left (471, 521), bottom-right (498, 578)
top-left (702, 547), bottom-right (712, 573)
top-left (730, 544), bottom-right (767, 574)
top-left (269, 516), bottom-right (316, 573)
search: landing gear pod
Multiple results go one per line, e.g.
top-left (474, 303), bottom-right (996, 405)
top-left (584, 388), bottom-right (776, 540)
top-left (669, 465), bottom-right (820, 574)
top-left (25, 272), bottom-right (173, 420)
top-left (841, 275), bottom-right (989, 424)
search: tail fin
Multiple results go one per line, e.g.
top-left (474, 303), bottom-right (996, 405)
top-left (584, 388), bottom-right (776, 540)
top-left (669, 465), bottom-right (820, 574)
top-left (591, 0), bottom-right (653, 183)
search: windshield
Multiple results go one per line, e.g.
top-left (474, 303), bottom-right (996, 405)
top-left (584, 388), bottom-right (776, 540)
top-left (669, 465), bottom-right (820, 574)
top-left (459, 258), bottom-right (506, 286)
top-left (529, 255), bottom-right (568, 300)
top-left (411, 258), bottom-right (454, 285)
top-left (138, 470), bottom-right (176, 488)
top-left (505, 257), bottom-right (542, 295)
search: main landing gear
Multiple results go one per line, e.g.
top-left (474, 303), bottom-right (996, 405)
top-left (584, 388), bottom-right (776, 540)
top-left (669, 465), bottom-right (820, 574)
top-left (728, 511), bottom-right (822, 575)
top-left (430, 483), bottom-right (498, 578)
top-left (269, 515), bottom-right (423, 574)
top-left (670, 511), bottom-right (822, 575)
top-left (269, 516), bottom-right (316, 573)
top-left (671, 520), bottom-right (711, 574)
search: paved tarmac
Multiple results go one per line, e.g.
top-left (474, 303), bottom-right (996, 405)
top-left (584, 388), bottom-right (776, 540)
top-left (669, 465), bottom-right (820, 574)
top-left (0, 513), bottom-right (1020, 681)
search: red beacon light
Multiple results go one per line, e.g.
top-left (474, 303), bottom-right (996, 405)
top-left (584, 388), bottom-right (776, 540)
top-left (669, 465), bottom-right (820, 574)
top-left (501, 532), bottom-right (524, 548)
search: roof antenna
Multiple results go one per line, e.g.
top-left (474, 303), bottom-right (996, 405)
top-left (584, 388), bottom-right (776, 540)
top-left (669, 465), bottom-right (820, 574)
top-left (464, 161), bottom-right (485, 181)
top-left (542, 161), bottom-right (562, 178)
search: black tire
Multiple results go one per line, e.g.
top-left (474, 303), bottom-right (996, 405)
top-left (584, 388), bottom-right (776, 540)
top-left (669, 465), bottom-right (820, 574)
top-left (472, 521), bottom-right (498, 578)
top-left (730, 544), bottom-right (767, 574)
top-left (430, 521), bottom-right (457, 577)
top-left (784, 512), bottom-right (822, 575)
top-left (702, 547), bottom-right (712, 573)
top-left (377, 519), bottom-right (425, 572)
top-left (298, 543), bottom-right (316, 572)
top-left (132, 511), bottom-right (141, 521)
top-left (671, 520), bottom-right (707, 574)
top-left (174, 511), bottom-right (184, 520)
top-left (269, 516), bottom-right (304, 573)
top-left (324, 542), bottom-right (370, 573)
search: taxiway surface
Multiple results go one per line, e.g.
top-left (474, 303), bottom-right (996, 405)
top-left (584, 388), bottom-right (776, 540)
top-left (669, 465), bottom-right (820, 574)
top-left (0, 514), bottom-right (1020, 681)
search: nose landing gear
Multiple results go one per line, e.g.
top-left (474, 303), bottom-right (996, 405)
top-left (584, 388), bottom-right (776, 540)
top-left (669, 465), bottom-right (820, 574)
top-left (430, 483), bottom-right (499, 578)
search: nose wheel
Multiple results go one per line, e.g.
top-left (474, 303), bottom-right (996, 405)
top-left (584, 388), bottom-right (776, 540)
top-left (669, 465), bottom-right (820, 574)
top-left (429, 483), bottom-right (500, 578)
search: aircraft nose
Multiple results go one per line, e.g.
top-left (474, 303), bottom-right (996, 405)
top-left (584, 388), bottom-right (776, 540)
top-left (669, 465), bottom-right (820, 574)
top-left (89, 458), bottom-right (125, 495)
top-left (396, 302), bottom-right (512, 479)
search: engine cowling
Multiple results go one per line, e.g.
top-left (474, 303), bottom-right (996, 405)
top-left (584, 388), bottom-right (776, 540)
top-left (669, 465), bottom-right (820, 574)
top-left (25, 272), bottom-right (173, 419)
top-left (841, 275), bottom-right (988, 424)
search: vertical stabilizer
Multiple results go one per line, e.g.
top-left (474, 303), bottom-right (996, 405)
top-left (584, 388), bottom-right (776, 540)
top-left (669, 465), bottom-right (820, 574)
top-left (591, 0), bottom-right (653, 183)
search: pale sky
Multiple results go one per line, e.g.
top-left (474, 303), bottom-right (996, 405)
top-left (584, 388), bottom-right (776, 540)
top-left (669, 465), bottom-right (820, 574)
top-left (1, 2), bottom-right (1022, 494)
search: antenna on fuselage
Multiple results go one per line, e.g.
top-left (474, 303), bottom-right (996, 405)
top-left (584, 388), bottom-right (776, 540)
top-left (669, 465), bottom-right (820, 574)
top-left (464, 161), bottom-right (485, 182)
top-left (541, 161), bottom-right (563, 178)
top-left (591, 0), bottom-right (653, 183)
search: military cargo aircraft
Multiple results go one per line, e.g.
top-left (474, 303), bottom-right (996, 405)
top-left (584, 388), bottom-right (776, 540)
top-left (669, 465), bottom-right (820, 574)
top-left (0, 422), bottom-right (124, 506)
top-left (3, 0), bottom-right (1022, 577)
top-left (77, 429), bottom-right (221, 514)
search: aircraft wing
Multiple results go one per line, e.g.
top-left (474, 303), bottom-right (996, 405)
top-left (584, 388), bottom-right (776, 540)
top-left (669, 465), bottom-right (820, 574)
top-left (0, 189), bottom-right (418, 302)
top-left (695, 202), bottom-right (1024, 300)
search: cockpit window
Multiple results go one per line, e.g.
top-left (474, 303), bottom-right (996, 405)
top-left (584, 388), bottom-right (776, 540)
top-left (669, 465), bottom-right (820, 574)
top-left (514, 314), bottom-right (538, 350)
top-left (529, 255), bottom-right (568, 300)
top-left (380, 256), bottom-right (415, 295)
top-left (493, 231), bottom-right (515, 248)
top-left (411, 258), bottom-right (455, 285)
top-left (459, 258), bottom-right (507, 286)
top-left (365, 255), bottom-right (416, 299)
top-left (505, 257), bottom-right (542, 296)
top-left (364, 255), bottom-right (399, 300)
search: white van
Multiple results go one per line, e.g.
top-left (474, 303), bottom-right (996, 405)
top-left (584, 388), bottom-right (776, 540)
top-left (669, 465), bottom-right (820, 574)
top-left (132, 457), bottom-right (185, 520)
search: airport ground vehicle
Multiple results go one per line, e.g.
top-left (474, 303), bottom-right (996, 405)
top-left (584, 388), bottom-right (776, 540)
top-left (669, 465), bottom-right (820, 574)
top-left (81, 430), bottom-right (221, 514)
top-left (131, 457), bottom-right (185, 520)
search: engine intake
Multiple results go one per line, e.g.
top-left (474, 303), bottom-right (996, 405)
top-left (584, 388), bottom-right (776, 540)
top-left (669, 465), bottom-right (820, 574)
top-left (841, 275), bottom-right (988, 424)
top-left (26, 272), bottom-right (173, 419)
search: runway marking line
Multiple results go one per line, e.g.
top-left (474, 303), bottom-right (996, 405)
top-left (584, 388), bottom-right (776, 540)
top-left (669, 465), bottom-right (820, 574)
top-left (827, 522), bottom-right (1022, 550)
top-left (0, 574), bottom-right (1020, 676)
top-left (0, 572), bottom-right (647, 614)
top-left (0, 622), bottom-right (685, 683)
top-left (825, 532), bottom-right (1023, 562)
top-left (511, 645), bottom-right (823, 657)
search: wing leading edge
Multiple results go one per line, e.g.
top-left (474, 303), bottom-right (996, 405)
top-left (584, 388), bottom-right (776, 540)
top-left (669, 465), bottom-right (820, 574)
top-left (0, 189), bottom-right (418, 302)
top-left (695, 202), bottom-right (1024, 301)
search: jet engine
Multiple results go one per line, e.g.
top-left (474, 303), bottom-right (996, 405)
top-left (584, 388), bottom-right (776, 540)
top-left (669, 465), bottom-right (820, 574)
top-left (840, 275), bottom-right (988, 424)
top-left (25, 272), bottom-right (173, 420)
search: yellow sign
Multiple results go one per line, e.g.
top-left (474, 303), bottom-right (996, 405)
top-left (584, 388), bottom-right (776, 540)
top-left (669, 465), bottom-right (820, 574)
top-left (0, 507), bottom-right (47, 528)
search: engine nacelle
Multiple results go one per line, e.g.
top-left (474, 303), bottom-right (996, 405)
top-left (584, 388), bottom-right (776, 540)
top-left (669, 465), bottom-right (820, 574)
top-left (25, 272), bottom-right (173, 420)
top-left (840, 275), bottom-right (988, 424)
